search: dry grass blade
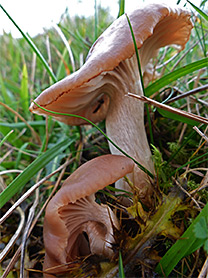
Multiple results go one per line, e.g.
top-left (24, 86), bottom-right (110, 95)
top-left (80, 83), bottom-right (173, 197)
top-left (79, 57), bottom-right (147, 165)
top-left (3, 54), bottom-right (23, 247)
top-left (127, 93), bottom-right (208, 125)
top-left (1, 245), bottom-right (22, 278)
top-left (0, 101), bottom-right (41, 145)
top-left (166, 84), bottom-right (208, 104)
top-left (184, 167), bottom-right (208, 176)
top-left (0, 206), bottom-right (25, 262)
top-left (1, 156), bottom-right (74, 278)
top-left (0, 149), bottom-right (13, 164)
top-left (0, 170), bottom-right (22, 175)
top-left (0, 160), bottom-right (71, 225)
top-left (187, 250), bottom-right (200, 278)
top-left (156, 51), bottom-right (179, 70)
top-left (193, 126), bottom-right (208, 143)
top-left (46, 35), bottom-right (52, 71)
top-left (20, 188), bottom-right (39, 278)
top-left (190, 170), bottom-right (208, 195)
top-left (2, 142), bottom-right (37, 158)
top-left (171, 33), bottom-right (208, 72)
top-left (198, 257), bottom-right (208, 278)
top-left (173, 177), bottom-right (201, 209)
top-left (52, 44), bottom-right (71, 75)
top-left (53, 23), bottom-right (76, 72)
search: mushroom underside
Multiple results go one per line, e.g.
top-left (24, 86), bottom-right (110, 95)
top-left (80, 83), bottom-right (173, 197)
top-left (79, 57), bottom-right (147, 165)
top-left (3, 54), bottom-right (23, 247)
top-left (58, 195), bottom-right (119, 261)
top-left (30, 5), bottom-right (192, 120)
top-left (43, 155), bottom-right (134, 276)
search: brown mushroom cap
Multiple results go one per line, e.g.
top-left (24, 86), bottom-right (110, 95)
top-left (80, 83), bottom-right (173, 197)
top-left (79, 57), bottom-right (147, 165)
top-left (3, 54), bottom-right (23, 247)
top-left (43, 154), bottom-right (134, 276)
top-left (30, 4), bottom-right (192, 125)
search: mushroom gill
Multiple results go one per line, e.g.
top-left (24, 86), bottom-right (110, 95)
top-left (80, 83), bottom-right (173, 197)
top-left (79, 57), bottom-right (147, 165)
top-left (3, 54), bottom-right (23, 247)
top-left (58, 195), bottom-right (118, 260)
top-left (43, 154), bottom-right (134, 277)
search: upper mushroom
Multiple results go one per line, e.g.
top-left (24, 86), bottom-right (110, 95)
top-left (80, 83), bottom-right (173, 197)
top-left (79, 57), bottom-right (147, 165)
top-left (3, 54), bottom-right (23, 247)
top-left (30, 4), bottom-right (193, 205)
top-left (43, 154), bottom-right (134, 277)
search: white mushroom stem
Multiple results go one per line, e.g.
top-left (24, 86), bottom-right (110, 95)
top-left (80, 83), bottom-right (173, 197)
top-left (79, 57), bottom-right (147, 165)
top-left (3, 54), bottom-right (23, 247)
top-left (90, 54), bottom-right (154, 199)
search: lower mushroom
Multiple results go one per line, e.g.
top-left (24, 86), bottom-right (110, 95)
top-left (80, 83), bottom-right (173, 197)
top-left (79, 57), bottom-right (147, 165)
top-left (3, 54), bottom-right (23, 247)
top-left (43, 154), bottom-right (134, 277)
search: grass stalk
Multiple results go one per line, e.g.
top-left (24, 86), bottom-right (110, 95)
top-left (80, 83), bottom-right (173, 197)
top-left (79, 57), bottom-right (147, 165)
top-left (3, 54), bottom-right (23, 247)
top-left (0, 4), bottom-right (57, 83)
top-left (33, 101), bottom-right (154, 179)
top-left (125, 14), bottom-right (154, 145)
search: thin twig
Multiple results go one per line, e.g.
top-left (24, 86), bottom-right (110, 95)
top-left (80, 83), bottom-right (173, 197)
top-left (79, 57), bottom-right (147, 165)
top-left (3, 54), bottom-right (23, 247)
top-left (127, 93), bottom-right (208, 125)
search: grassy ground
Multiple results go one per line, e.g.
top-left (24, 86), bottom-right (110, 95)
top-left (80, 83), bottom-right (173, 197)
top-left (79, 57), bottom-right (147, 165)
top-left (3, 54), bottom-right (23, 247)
top-left (0, 1), bottom-right (208, 277)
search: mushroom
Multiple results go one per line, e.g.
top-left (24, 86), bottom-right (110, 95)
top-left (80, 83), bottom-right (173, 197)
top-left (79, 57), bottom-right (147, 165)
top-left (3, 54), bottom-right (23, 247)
top-left (43, 154), bottom-right (134, 277)
top-left (30, 4), bottom-right (193, 204)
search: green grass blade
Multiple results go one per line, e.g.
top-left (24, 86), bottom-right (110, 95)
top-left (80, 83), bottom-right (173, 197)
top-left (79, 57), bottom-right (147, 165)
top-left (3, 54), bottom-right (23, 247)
top-left (118, 0), bottom-right (125, 17)
top-left (0, 4), bottom-right (57, 83)
top-left (33, 101), bottom-right (154, 179)
top-left (59, 25), bottom-right (91, 49)
top-left (187, 0), bottom-right (208, 21)
top-left (201, 0), bottom-right (208, 7)
top-left (119, 251), bottom-right (125, 278)
top-left (20, 64), bottom-right (29, 115)
top-left (130, 95), bottom-right (208, 126)
top-left (193, 14), bottom-right (207, 58)
top-left (157, 107), bottom-right (200, 126)
top-left (0, 126), bottom-right (22, 147)
top-left (125, 14), bottom-right (144, 93)
top-left (167, 129), bottom-right (196, 164)
top-left (56, 48), bottom-right (69, 80)
top-left (15, 142), bottom-right (29, 168)
top-left (145, 58), bottom-right (208, 97)
top-left (170, 151), bottom-right (208, 177)
top-left (0, 130), bottom-right (14, 147)
top-left (156, 202), bottom-right (208, 276)
top-left (0, 138), bottom-right (74, 208)
top-left (0, 120), bottom-right (46, 129)
top-left (125, 14), bottom-right (154, 144)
